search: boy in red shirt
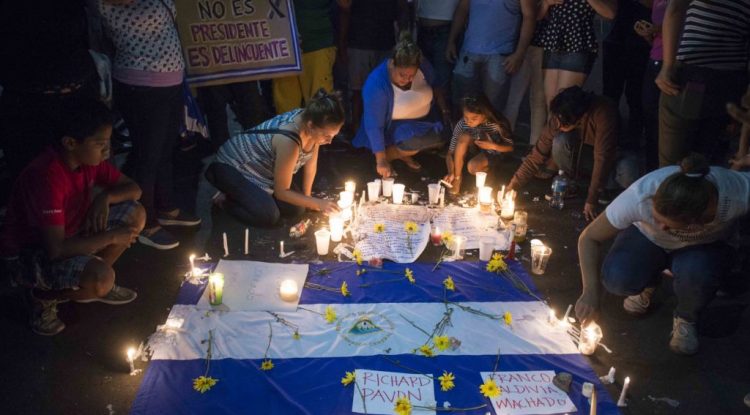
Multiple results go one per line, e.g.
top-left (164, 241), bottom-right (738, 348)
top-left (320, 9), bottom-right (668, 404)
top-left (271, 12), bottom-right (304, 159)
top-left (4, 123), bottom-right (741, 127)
top-left (0, 99), bottom-right (145, 335)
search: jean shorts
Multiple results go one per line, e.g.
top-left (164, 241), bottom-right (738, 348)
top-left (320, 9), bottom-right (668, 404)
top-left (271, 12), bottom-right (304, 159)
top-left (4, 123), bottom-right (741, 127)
top-left (542, 50), bottom-right (596, 74)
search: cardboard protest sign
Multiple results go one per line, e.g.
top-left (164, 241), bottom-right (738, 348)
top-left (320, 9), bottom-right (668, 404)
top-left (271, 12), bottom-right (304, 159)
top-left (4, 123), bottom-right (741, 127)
top-left (481, 371), bottom-right (577, 415)
top-left (353, 369), bottom-right (435, 415)
top-left (175, 0), bottom-right (302, 86)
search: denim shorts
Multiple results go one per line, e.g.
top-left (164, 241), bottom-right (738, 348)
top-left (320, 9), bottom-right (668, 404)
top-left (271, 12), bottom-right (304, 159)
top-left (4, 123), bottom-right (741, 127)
top-left (3, 201), bottom-right (140, 290)
top-left (542, 50), bottom-right (596, 74)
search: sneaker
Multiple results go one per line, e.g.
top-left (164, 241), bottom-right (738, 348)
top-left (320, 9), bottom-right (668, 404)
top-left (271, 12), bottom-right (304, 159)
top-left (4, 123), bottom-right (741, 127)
top-left (75, 285), bottom-right (137, 305)
top-left (29, 294), bottom-right (65, 336)
top-left (138, 227), bottom-right (180, 250)
top-left (670, 316), bottom-right (699, 355)
top-left (157, 210), bottom-right (202, 227)
top-left (623, 286), bottom-right (656, 316)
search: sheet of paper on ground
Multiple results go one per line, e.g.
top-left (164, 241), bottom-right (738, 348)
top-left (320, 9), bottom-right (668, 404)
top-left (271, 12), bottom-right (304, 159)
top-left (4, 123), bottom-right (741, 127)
top-left (480, 370), bottom-right (576, 415)
top-left (352, 369), bottom-right (435, 415)
top-left (196, 260), bottom-right (308, 311)
top-left (352, 204), bottom-right (432, 263)
top-left (433, 206), bottom-right (511, 250)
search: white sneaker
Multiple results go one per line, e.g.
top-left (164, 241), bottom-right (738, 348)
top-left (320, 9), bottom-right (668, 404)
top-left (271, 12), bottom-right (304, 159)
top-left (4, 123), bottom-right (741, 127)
top-left (623, 286), bottom-right (656, 316)
top-left (670, 316), bottom-right (699, 355)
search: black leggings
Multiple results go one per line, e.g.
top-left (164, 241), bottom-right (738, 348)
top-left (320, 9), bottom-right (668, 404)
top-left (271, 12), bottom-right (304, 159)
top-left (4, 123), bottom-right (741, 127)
top-left (205, 162), bottom-right (304, 226)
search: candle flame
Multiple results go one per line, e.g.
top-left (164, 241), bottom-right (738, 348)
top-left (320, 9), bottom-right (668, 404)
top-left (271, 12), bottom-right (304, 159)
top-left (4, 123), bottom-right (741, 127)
top-left (127, 347), bottom-right (136, 360)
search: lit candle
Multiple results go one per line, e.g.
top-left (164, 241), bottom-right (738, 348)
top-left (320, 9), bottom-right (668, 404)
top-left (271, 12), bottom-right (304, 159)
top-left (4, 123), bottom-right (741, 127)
top-left (430, 226), bottom-right (442, 246)
top-left (548, 309), bottom-right (557, 326)
top-left (127, 347), bottom-right (136, 374)
top-left (578, 322), bottom-right (603, 355)
top-left (337, 200), bottom-right (353, 221)
top-left (500, 192), bottom-right (515, 219)
top-left (617, 377), bottom-right (630, 407)
top-left (345, 180), bottom-right (356, 193)
top-left (280, 241), bottom-right (285, 256)
top-left (244, 228), bottom-right (249, 255)
top-left (279, 279), bottom-right (299, 302)
top-left (189, 254), bottom-right (196, 271)
top-left (340, 191), bottom-right (354, 207)
top-left (562, 304), bottom-right (573, 326)
top-left (208, 273), bottom-right (225, 306)
top-left (330, 215), bottom-right (344, 242)
top-left (223, 232), bottom-right (229, 257)
top-left (499, 185), bottom-right (506, 203)
top-left (475, 172), bottom-right (487, 188)
top-left (478, 186), bottom-right (493, 213)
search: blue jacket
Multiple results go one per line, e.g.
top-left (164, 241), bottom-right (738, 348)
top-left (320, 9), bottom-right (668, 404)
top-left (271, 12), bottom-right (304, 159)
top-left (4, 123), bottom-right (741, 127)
top-left (352, 59), bottom-right (437, 153)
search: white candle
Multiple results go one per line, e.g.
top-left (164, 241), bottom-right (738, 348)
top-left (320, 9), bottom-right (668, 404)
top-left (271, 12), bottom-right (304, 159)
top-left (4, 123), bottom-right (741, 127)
top-left (279, 279), bottom-right (299, 302)
top-left (345, 180), bottom-right (356, 193)
top-left (548, 309), bottom-right (557, 326)
top-left (499, 185), bottom-right (506, 202)
top-left (330, 215), bottom-right (344, 242)
top-left (340, 191), bottom-right (354, 207)
top-left (500, 198), bottom-right (515, 219)
top-left (562, 304), bottom-right (573, 325)
top-left (189, 254), bottom-right (196, 271)
top-left (244, 228), bottom-right (249, 255)
top-left (578, 322), bottom-right (603, 355)
top-left (280, 241), bottom-right (285, 256)
top-left (617, 377), bottom-right (630, 407)
top-left (475, 172), bottom-right (487, 188)
top-left (127, 348), bottom-right (136, 374)
top-left (582, 382), bottom-right (594, 398)
top-left (607, 367), bottom-right (616, 381)
top-left (392, 183), bottom-right (405, 204)
top-left (223, 232), bottom-right (229, 257)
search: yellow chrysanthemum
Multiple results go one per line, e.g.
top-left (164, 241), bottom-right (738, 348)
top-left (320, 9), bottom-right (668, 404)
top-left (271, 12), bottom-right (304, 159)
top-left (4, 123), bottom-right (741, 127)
top-left (260, 359), bottom-right (274, 371)
top-left (192, 375), bottom-right (218, 393)
top-left (503, 311), bottom-right (512, 326)
top-left (293, 330), bottom-right (301, 340)
top-left (438, 371), bottom-right (455, 392)
top-left (325, 305), bottom-right (337, 324)
top-left (434, 335), bottom-right (450, 351)
top-left (418, 344), bottom-right (434, 357)
top-left (405, 268), bottom-right (415, 284)
top-left (486, 253), bottom-right (508, 273)
top-left (404, 221), bottom-right (418, 234)
top-left (374, 223), bottom-right (385, 233)
top-left (442, 231), bottom-right (454, 245)
top-left (341, 371), bottom-right (356, 386)
top-left (353, 249), bottom-right (363, 266)
top-left (340, 281), bottom-right (350, 297)
top-left (394, 397), bottom-right (412, 415)
top-left (443, 276), bottom-right (455, 291)
top-left (480, 377), bottom-right (501, 398)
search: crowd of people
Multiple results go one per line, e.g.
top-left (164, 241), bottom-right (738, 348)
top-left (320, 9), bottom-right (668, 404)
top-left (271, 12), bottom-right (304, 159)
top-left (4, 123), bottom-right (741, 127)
top-left (0, 1), bottom-right (749, 362)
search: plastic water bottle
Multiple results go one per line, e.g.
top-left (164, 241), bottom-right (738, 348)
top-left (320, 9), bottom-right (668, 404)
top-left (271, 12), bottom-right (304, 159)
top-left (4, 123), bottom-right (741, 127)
top-left (550, 170), bottom-right (568, 210)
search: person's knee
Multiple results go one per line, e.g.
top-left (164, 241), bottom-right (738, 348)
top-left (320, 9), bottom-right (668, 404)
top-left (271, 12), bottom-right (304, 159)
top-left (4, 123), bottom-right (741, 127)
top-left (127, 203), bottom-right (147, 232)
top-left (601, 255), bottom-right (643, 296)
top-left (467, 159), bottom-right (487, 175)
top-left (83, 259), bottom-right (115, 297)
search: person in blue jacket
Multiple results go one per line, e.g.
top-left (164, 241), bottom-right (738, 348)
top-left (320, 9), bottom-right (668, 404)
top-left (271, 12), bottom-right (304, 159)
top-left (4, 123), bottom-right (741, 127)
top-left (352, 32), bottom-right (451, 177)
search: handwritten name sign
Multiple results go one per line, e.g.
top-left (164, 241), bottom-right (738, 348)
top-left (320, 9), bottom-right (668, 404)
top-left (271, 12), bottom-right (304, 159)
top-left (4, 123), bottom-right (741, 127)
top-left (480, 371), bottom-right (576, 415)
top-left (352, 204), bottom-right (431, 263)
top-left (353, 369), bottom-right (435, 415)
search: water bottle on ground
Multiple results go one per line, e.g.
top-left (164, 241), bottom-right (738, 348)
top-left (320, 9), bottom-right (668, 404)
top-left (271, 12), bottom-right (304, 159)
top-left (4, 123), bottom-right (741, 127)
top-left (550, 170), bottom-right (568, 210)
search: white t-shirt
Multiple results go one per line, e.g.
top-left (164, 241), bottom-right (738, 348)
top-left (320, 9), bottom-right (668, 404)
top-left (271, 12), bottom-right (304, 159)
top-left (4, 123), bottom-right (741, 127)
top-left (391, 70), bottom-right (433, 120)
top-left (605, 166), bottom-right (750, 250)
top-left (417, 0), bottom-right (461, 20)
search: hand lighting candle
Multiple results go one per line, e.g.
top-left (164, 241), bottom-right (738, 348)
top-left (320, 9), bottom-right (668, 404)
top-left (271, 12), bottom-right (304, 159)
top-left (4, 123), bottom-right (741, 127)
top-left (578, 321), bottom-right (603, 355)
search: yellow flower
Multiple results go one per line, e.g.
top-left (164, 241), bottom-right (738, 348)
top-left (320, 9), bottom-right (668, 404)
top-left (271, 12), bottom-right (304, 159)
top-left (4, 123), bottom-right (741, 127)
top-left (486, 253), bottom-right (508, 273)
top-left (293, 330), bottom-right (301, 340)
top-left (434, 335), bottom-right (450, 351)
top-left (443, 276), bottom-right (455, 291)
top-left (418, 344), bottom-right (434, 357)
top-left (374, 223), bottom-right (385, 233)
top-left (325, 305), bottom-right (337, 324)
top-left (340, 281), bottom-right (350, 297)
top-left (442, 231), bottom-right (454, 245)
top-left (404, 221), bottom-right (418, 234)
top-left (260, 359), bottom-right (274, 371)
top-left (394, 397), bottom-right (412, 415)
top-left (438, 371), bottom-right (455, 392)
top-left (353, 249), bottom-right (363, 266)
top-left (405, 268), bottom-right (415, 284)
top-left (503, 311), bottom-right (512, 326)
top-left (480, 377), bottom-right (501, 398)
top-left (341, 371), bottom-right (356, 386)
top-left (192, 375), bottom-right (218, 393)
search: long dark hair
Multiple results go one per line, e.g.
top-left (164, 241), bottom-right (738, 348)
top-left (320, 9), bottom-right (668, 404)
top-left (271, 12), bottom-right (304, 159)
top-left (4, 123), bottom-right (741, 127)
top-left (301, 89), bottom-right (345, 128)
top-left (653, 154), bottom-right (717, 224)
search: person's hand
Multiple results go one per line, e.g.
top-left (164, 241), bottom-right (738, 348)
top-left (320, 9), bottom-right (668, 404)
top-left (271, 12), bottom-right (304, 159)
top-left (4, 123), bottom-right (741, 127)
top-left (110, 226), bottom-right (139, 247)
top-left (583, 202), bottom-right (598, 222)
top-left (443, 173), bottom-right (455, 184)
top-left (655, 65), bottom-right (680, 96)
top-left (474, 140), bottom-right (496, 151)
top-left (445, 42), bottom-right (458, 63)
top-left (730, 153), bottom-right (750, 171)
top-left (85, 193), bottom-right (110, 234)
top-left (315, 199), bottom-right (341, 215)
top-left (545, 0), bottom-right (564, 6)
top-left (503, 52), bottom-right (524, 75)
top-left (376, 159), bottom-right (392, 178)
top-left (575, 290), bottom-right (599, 327)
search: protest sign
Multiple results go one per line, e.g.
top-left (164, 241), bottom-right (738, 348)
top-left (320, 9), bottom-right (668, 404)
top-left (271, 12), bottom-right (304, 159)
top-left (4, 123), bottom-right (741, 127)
top-left (481, 371), bottom-right (577, 415)
top-left (353, 369), bottom-right (435, 415)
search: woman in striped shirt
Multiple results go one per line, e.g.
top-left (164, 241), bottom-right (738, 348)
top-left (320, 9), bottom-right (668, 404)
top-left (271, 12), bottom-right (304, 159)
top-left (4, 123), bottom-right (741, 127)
top-left (443, 94), bottom-right (514, 194)
top-left (207, 90), bottom-right (344, 226)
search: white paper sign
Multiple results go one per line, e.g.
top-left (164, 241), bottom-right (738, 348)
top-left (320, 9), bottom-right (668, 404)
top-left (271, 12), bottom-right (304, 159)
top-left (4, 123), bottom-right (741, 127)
top-left (352, 204), bottom-right (432, 263)
top-left (433, 206), bottom-right (511, 250)
top-left (352, 369), bottom-right (436, 415)
top-left (480, 371), bottom-right (576, 415)
top-left (197, 260), bottom-right (308, 312)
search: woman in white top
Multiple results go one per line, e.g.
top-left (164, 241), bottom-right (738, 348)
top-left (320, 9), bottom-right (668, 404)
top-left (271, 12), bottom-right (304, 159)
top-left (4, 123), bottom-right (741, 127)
top-left (352, 33), bottom-right (451, 177)
top-left (575, 154), bottom-right (750, 355)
